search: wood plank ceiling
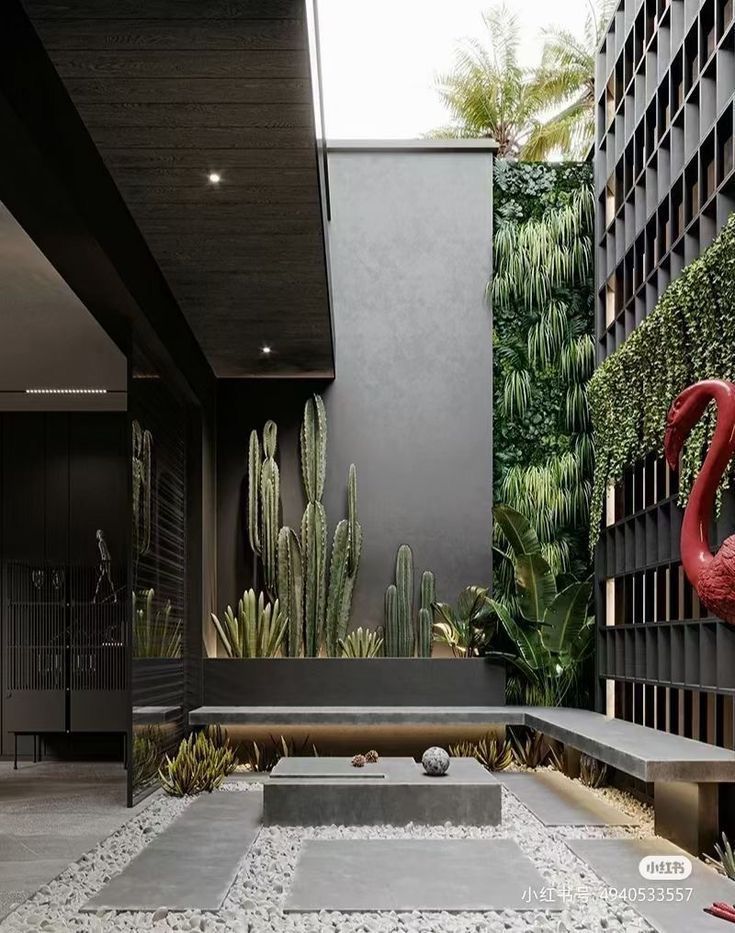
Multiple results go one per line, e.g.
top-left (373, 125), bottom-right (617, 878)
top-left (22, 0), bottom-right (333, 378)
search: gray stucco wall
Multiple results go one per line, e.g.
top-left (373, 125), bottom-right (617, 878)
top-left (322, 145), bottom-right (494, 627)
top-left (215, 145), bottom-right (494, 635)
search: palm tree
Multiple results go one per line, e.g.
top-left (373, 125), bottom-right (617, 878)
top-left (524, 0), bottom-right (617, 160)
top-left (431, 5), bottom-right (546, 157)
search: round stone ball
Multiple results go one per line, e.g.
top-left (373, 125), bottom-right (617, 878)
top-left (422, 746), bottom-right (450, 776)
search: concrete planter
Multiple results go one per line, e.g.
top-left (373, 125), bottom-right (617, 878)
top-left (202, 657), bottom-right (506, 707)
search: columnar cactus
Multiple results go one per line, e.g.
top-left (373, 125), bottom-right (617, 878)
top-left (300, 395), bottom-right (328, 655)
top-left (247, 429), bottom-right (261, 557)
top-left (301, 501), bottom-right (326, 656)
top-left (300, 395), bottom-right (327, 501)
top-left (395, 544), bottom-right (414, 657)
top-left (384, 584), bottom-right (398, 656)
top-left (416, 570), bottom-right (436, 657)
top-left (259, 421), bottom-right (280, 599)
top-left (416, 607), bottom-right (432, 659)
top-left (277, 526), bottom-right (303, 657)
top-left (325, 464), bottom-right (363, 655)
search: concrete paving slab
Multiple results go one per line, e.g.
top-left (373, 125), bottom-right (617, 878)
top-left (568, 838), bottom-right (735, 932)
top-left (84, 790), bottom-right (262, 911)
top-left (285, 838), bottom-right (560, 912)
top-left (270, 758), bottom-right (388, 779)
top-left (0, 834), bottom-right (104, 861)
top-left (501, 771), bottom-right (638, 825)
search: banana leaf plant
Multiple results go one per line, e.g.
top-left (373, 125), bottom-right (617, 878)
top-left (488, 505), bottom-right (594, 706)
top-left (432, 585), bottom-right (496, 657)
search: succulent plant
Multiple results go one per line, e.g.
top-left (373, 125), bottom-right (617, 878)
top-left (211, 589), bottom-right (287, 658)
top-left (159, 731), bottom-right (237, 796)
top-left (416, 607), bottom-right (432, 659)
top-left (579, 753), bottom-right (608, 788)
top-left (277, 526), bottom-right (304, 657)
top-left (704, 832), bottom-right (735, 880)
top-left (247, 429), bottom-right (261, 557)
top-left (449, 735), bottom-right (513, 771)
top-left (241, 735), bottom-right (319, 773)
top-left (300, 396), bottom-right (328, 655)
top-left (384, 584), bottom-right (398, 656)
top-left (351, 754), bottom-right (366, 768)
top-left (339, 625), bottom-right (384, 658)
top-left (260, 421), bottom-right (280, 599)
top-left (365, 749), bottom-right (379, 763)
top-left (324, 463), bottom-right (363, 656)
top-left (396, 544), bottom-right (414, 657)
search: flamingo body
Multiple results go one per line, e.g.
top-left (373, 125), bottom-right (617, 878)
top-left (697, 536), bottom-right (735, 625)
top-left (664, 379), bottom-right (735, 627)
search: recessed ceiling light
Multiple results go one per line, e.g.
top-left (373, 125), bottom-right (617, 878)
top-left (261, 345), bottom-right (272, 356)
top-left (208, 172), bottom-right (221, 184)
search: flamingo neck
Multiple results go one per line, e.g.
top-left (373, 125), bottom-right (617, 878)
top-left (681, 385), bottom-right (735, 585)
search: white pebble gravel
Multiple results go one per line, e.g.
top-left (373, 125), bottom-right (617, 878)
top-left (0, 772), bottom-right (660, 933)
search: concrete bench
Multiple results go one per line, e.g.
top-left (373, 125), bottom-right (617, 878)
top-left (189, 703), bottom-right (735, 853)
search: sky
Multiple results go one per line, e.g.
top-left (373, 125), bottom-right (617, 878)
top-left (316, 0), bottom-right (593, 139)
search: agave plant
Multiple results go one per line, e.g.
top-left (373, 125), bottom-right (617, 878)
top-left (433, 586), bottom-right (495, 658)
top-left (241, 735), bottom-right (319, 773)
top-left (339, 626), bottom-right (384, 658)
top-left (133, 588), bottom-right (182, 659)
top-left (449, 735), bottom-right (513, 772)
top-left (509, 728), bottom-right (562, 770)
top-left (579, 753), bottom-right (608, 788)
top-left (211, 589), bottom-right (287, 658)
top-left (132, 726), bottom-right (162, 789)
top-left (488, 505), bottom-right (594, 707)
top-left (159, 731), bottom-right (237, 796)
top-left (704, 832), bottom-right (735, 880)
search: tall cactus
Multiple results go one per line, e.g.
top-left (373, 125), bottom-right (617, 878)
top-left (395, 544), bottom-right (414, 657)
top-left (300, 395), bottom-right (328, 655)
top-left (416, 607), bottom-right (432, 659)
top-left (384, 584), bottom-right (398, 657)
top-left (277, 526), bottom-right (303, 657)
top-left (301, 501), bottom-right (326, 656)
top-left (247, 429), bottom-right (261, 557)
top-left (300, 395), bottom-right (327, 501)
top-left (416, 570), bottom-right (436, 657)
top-left (260, 420), bottom-right (280, 599)
top-left (325, 464), bottom-right (363, 655)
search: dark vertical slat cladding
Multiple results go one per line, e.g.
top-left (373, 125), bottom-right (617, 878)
top-left (129, 377), bottom-right (188, 805)
top-left (595, 0), bottom-right (735, 748)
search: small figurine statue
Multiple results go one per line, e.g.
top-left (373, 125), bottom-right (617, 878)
top-left (92, 528), bottom-right (117, 604)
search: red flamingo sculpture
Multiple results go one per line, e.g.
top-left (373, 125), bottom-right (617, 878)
top-left (664, 379), bottom-right (735, 624)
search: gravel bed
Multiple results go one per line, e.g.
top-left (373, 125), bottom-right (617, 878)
top-left (1, 773), bottom-right (659, 933)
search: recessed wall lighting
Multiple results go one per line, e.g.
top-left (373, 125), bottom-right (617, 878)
top-left (25, 388), bottom-right (108, 395)
top-left (208, 172), bottom-right (222, 184)
top-left (261, 345), bottom-right (272, 356)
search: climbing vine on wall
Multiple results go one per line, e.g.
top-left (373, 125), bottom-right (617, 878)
top-left (492, 160), bottom-right (595, 601)
top-left (588, 214), bottom-right (735, 550)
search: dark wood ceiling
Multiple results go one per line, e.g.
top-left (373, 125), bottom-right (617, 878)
top-left (22, 0), bottom-right (334, 378)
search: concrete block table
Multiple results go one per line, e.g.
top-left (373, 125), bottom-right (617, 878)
top-left (263, 756), bottom-right (501, 826)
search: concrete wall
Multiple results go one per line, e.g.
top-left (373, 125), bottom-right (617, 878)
top-left (216, 142), bottom-right (494, 632)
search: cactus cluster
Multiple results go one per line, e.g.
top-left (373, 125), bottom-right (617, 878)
top-left (243, 393), bottom-right (363, 657)
top-left (384, 546), bottom-right (436, 657)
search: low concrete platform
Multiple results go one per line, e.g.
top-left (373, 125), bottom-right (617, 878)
top-left (285, 838), bottom-right (559, 912)
top-left (264, 756), bottom-right (501, 826)
top-left (190, 705), bottom-right (525, 727)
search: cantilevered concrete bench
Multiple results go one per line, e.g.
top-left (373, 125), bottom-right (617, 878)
top-left (189, 703), bottom-right (735, 853)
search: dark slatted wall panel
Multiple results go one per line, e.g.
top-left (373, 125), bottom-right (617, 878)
top-left (595, 0), bottom-right (735, 748)
top-left (129, 377), bottom-right (187, 805)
